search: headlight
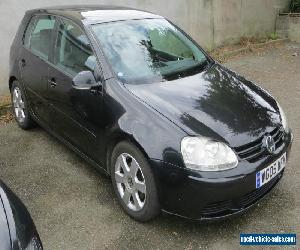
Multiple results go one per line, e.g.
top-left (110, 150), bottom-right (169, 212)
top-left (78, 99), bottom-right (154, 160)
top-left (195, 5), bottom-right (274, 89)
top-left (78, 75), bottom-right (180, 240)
top-left (181, 137), bottom-right (238, 171)
top-left (277, 103), bottom-right (288, 132)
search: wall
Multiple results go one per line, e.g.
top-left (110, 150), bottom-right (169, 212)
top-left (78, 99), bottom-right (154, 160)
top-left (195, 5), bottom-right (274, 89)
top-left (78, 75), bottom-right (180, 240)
top-left (213, 0), bottom-right (289, 46)
top-left (0, 0), bottom-right (289, 95)
top-left (288, 17), bottom-right (300, 42)
top-left (277, 15), bottom-right (300, 42)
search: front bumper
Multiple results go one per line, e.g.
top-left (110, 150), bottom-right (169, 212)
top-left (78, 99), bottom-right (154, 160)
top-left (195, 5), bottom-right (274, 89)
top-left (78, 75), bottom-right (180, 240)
top-left (150, 131), bottom-right (293, 221)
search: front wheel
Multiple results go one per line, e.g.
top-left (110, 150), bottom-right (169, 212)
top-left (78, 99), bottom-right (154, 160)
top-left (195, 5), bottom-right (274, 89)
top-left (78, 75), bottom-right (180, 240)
top-left (111, 141), bottom-right (160, 222)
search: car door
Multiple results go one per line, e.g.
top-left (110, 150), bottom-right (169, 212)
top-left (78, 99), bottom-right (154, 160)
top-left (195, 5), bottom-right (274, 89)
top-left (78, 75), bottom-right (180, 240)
top-left (47, 17), bottom-right (103, 159)
top-left (20, 15), bottom-right (57, 126)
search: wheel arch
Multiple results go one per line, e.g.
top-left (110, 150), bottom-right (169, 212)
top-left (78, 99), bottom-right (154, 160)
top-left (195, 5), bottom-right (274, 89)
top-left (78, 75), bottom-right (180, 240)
top-left (9, 76), bottom-right (17, 92)
top-left (105, 131), bottom-right (150, 176)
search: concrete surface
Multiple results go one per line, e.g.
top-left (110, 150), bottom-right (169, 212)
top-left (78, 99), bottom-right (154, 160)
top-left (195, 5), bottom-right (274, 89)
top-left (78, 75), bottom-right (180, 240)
top-left (212, 0), bottom-right (288, 47)
top-left (276, 15), bottom-right (300, 42)
top-left (0, 43), bottom-right (299, 249)
top-left (289, 17), bottom-right (300, 43)
top-left (0, 0), bottom-right (289, 95)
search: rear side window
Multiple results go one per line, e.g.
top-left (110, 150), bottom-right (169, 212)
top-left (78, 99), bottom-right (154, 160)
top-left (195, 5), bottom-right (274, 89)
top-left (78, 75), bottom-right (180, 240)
top-left (24, 17), bottom-right (36, 47)
top-left (54, 18), bottom-right (97, 76)
top-left (24, 15), bottom-right (56, 60)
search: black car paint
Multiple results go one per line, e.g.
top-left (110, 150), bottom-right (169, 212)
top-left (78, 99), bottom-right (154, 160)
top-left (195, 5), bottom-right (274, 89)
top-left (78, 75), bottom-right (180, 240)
top-left (0, 180), bottom-right (42, 249)
top-left (9, 6), bottom-right (293, 220)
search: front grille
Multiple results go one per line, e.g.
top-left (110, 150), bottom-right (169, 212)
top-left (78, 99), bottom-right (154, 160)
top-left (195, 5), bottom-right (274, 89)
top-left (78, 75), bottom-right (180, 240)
top-left (201, 172), bottom-right (282, 217)
top-left (201, 200), bottom-right (232, 215)
top-left (238, 173), bottom-right (282, 207)
top-left (234, 126), bottom-right (285, 163)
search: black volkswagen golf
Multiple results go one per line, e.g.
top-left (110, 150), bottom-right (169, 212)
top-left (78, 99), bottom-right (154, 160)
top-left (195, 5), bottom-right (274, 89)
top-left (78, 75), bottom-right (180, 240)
top-left (9, 5), bottom-right (293, 221)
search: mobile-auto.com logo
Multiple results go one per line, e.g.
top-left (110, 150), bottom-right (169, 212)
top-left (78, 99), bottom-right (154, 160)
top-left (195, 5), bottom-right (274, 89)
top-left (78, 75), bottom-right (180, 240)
top-left (240, 234), bottom-right (296, 246)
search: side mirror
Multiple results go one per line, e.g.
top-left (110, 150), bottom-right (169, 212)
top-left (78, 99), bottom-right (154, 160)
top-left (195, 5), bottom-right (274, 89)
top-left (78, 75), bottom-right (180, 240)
top-left (72, 71), bottom-right (97, 90)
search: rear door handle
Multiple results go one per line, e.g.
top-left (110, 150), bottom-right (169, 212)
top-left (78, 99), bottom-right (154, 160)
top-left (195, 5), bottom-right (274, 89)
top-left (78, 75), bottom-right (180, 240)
top-left (48, 78), bottom-right (57, 88)
top-left (20, 59), bottom-right (26, 68)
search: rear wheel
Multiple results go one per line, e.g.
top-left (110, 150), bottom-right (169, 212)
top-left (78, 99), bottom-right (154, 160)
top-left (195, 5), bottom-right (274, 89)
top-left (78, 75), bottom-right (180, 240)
top-left (111, 141), bottom-right (160, 222)
top-left (11, 81), bottom-right (35, 129)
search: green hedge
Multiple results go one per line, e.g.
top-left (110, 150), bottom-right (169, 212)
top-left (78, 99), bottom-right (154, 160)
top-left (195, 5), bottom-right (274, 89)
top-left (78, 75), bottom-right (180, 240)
top-left (291, 0), bottom-right (300, 12)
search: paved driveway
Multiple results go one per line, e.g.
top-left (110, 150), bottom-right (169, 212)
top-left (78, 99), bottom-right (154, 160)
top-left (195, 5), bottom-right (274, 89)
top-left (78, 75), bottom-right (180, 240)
top-left (0, 43), bottom-right (299, 249)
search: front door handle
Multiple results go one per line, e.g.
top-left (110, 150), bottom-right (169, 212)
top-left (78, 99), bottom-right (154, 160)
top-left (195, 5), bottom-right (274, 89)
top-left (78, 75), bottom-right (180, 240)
top-left (48, 78), bottom-right (57, 88)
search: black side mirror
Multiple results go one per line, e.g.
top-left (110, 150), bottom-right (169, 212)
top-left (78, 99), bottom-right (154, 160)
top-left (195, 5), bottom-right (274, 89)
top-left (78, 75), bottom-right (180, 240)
top-left (72, 71), bottom-right (103, 94)
top-left (72, 71), bottom-right (97, 90)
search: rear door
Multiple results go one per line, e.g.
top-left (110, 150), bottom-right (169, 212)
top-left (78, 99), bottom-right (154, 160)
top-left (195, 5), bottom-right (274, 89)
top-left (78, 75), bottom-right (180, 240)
top-left (20, 15), bottom-right (57, 126)
top-left (47, 17), bottom-right (102, 158)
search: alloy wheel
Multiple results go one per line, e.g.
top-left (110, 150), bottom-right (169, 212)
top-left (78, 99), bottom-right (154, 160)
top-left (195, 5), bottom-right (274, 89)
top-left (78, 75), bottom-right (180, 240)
top-left (12, 87), bottom-right (26, 123)
top-left (114, 153), bottom-right (146, 211)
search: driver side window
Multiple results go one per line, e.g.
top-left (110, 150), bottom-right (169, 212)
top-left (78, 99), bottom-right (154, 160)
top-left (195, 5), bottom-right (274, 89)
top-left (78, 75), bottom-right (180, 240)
top-left (54, 18), bottom-right (97, 77)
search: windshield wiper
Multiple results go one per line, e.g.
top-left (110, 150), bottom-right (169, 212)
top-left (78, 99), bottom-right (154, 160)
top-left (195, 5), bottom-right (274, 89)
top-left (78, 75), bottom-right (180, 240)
top-left (162, 59), bottom-right (209, 80)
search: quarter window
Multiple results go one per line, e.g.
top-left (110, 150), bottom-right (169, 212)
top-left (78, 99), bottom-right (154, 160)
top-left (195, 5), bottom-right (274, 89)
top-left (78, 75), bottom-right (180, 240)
top-left (54, 18), bottom-right (97, 76)
top-left (25, 15), bottom-right (56, 60)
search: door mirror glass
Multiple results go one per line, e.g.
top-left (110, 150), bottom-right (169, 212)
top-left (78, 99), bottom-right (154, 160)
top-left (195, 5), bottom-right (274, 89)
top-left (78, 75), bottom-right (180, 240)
top-left (72, 71), bottom-right (97, 89)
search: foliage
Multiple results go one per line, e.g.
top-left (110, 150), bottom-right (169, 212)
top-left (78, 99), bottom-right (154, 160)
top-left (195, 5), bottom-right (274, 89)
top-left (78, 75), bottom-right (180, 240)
top-left (290, 0), bottom-right (300, 12)
top-left (268, 32), bottom-right (279, 40)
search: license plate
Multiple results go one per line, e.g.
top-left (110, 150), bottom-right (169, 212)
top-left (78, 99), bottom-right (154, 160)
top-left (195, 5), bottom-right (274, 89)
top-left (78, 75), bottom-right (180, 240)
top-left (256, 153), bottom-right (286, 189)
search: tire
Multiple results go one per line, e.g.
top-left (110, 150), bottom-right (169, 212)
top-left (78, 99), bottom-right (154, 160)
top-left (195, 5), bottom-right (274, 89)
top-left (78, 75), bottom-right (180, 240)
top-left (111, 141), bottom-right (160, 222)
top-left (11, 81), bottom-right (35, 129)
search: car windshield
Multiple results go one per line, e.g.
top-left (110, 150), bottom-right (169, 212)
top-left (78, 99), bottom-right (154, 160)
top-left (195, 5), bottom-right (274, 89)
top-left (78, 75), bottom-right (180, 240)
top-left (92, 18), bottom-right (208, 84)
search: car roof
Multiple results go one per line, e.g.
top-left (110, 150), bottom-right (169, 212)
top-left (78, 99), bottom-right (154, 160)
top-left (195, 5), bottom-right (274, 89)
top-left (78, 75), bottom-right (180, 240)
top-left (29, 5), bottom-right (163, 25)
